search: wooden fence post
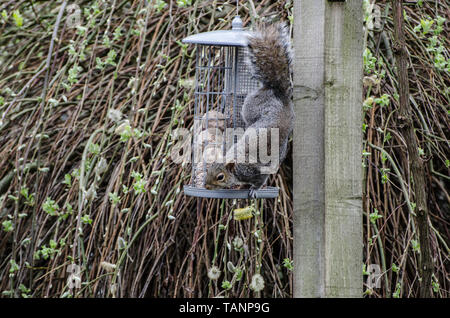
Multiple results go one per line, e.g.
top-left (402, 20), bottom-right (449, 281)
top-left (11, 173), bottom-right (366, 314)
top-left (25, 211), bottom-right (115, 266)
top-left (293, 0), bottom-right (363, 297)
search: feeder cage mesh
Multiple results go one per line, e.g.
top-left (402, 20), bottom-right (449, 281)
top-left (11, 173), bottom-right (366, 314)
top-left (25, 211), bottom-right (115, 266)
top-left (182, 18), bottom-right (280, 199)
top-left (191, 45), bottom-right (259, 188)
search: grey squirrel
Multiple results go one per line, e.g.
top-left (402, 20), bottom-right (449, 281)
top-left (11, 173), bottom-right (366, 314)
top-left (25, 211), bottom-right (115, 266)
top-left (205, 22), bottom-right (294, 197)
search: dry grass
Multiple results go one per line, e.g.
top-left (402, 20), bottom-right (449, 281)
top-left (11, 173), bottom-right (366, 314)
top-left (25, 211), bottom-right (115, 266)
top-left (0, 0), bottom-right (292, 298)
top-left (362, 0), bottom-right (449, 297)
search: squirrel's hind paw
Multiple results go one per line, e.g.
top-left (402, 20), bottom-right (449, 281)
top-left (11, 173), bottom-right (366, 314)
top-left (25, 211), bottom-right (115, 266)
top-left (248, 188), bottom-right (258, 199)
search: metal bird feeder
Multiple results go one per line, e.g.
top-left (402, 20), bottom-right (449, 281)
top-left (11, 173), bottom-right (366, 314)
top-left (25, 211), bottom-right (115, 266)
top-left (182, 16), bottom-right (279, 199)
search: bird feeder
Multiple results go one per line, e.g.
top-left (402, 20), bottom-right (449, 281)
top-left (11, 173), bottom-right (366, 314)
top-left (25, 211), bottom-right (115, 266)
top-left (182, 16), bottom-right (279, 199)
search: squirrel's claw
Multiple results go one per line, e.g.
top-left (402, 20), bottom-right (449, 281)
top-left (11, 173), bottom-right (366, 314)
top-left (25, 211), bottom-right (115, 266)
top-left (248, 188), bottom-right (258, 199)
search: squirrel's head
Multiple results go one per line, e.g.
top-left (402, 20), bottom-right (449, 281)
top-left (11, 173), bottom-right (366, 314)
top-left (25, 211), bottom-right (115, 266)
top-left (205, 162), bottom-right (238, 189)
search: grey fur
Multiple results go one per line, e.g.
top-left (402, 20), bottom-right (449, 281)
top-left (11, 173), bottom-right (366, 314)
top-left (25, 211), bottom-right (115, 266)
top-left (205, 22), bottom-right (294, 191)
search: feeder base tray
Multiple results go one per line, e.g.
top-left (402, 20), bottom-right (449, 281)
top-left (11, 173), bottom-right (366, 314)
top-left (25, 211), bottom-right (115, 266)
top-left (183, 185), bottom-right (279, 199)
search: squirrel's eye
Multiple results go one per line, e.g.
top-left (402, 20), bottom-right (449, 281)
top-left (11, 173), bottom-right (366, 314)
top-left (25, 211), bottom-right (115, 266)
top-left (217, 173), bottom-right (225, 182)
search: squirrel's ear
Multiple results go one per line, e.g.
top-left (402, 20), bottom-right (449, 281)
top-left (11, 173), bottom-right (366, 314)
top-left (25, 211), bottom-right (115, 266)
top-left (225, 162), bottom-right (235, 173)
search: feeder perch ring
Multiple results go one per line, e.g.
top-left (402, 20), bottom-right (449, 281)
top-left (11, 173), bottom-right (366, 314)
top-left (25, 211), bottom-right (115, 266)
top-left (183, 185), bottom-right (279, 199)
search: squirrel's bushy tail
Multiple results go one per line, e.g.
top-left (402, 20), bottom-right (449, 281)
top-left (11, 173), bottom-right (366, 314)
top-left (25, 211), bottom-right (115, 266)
top-left (247, 22), bottom-right (293, 100)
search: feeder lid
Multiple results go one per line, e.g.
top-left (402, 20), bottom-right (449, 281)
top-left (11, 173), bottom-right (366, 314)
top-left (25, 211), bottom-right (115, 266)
top-left (182, 16), bottom-right (251, 47)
